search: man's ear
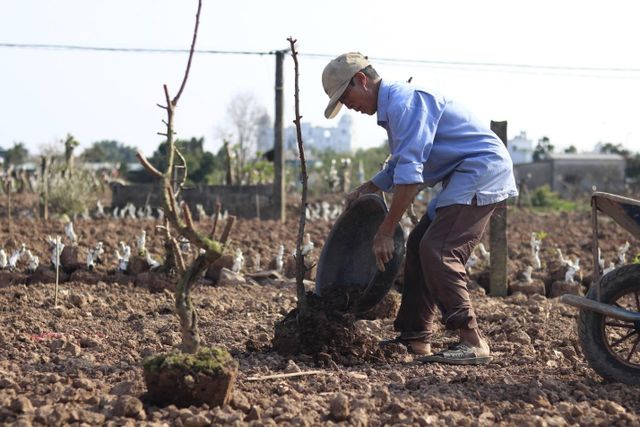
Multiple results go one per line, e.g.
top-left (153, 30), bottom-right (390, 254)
top-left (354, 71), bottom-right (368, 88)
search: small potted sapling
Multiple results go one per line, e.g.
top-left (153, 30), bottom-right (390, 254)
top-left (136, 0), bottom-right (238, 407)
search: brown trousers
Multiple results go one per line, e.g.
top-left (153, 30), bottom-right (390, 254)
top-left (394, 201), bottom-right (497, 342)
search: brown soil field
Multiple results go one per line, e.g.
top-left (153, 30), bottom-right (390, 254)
top-left (1, 195), bottom-right (640, 426)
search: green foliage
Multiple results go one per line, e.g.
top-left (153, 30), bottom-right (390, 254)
top-left (598, 142), bottom-right (630, 157)
top-left (47, 166), bottom-right (100, 216)
top-left (534, 231), bottom-right (548, 240)
top-left (307, 141), bottom-right (389, 193)
top-left (597, 142), bottom-right (640, 181)
top-left (81, 140), bottom-right (138, 164)
top-left (530, 185), bottom-right (577, 211)
top-left (149, 137), bottom-right (222, 184)
top-left (352, 142), bottom-right (390, 181)
top-left (245, 159), bottom-right (274, 184)
top-left (627, 153), bottom-right (640, 181)
top-left (632, 253), bottom-right (640, 265)
top-left (564, 145), bottom-right (577, 154)
top-left (203, 145), bottom-right (231, 185)
top-left (2, 142), bottom-right (29, 167)
top-left (63, 134), bottom-right (79, 156)
top-left (533, 136), bottom-right (554, 162)
top-left (142, 346), bottom-right (235, 374)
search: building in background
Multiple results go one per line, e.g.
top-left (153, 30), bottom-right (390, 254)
top-left (507, 131), bottom-right (535, 164)
top-left (257, 114), bottom-right (353, 159)
top-left (514, 153), bottom-right (626, 197)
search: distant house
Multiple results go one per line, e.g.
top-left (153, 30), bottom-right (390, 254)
top-left (257, 114), bottom-right (353, 159)
top-left (514, 153), bottom-right (626, 197)
top-left (507, 131), bottom-right (535, 164)
top-left (83, 161), bottom-right (142, 172)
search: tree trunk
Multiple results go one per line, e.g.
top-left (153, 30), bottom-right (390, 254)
top-left (175, 253), bottom-right (218, 353)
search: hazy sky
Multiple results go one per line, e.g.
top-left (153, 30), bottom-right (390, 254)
top-left (2, 0), bottom-right (640, 158)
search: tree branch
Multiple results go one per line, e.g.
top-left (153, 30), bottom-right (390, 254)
top-left (210, 200), bottom-right (222, 239)
top-left (135, 0), bottom-right (228, 354)
top-left (181, 202), bottom-right (195, 230)
top-left (136, 151), bottom-right (164, 179)
top-left (287, 36), bottom-right (309, 315)
top-left (173, 0), bottom-right (202, 105)
top-left (174, 147), bottom-right (189, 190)
top-left (219, 215), bottom-right (235, 245)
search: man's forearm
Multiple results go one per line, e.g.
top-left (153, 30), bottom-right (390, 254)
top-left (378, 184), bottom-right (421, 235)
top-left (360, 180), bottom-right (380, 194)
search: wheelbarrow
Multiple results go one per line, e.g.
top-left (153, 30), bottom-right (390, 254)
top-left (315, 194), bottom-right (405, 314)
top-left (561, 191), bottom-right (640, 384)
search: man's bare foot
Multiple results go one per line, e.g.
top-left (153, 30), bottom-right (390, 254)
top-left (380, 338), bottom-right (431, 356)
top-left (407, 340), bottom-right (431, 356)
top-left (459, 328), bottom-right (490, 356)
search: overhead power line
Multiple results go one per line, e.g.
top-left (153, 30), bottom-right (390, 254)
top-left (2, 42), bottom-right (640, 78)
top-left (0, 42), bottom-right (271, 56)
top-left (301, 52), bottom-right (640, 74)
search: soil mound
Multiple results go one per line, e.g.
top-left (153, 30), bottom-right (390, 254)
top-left (272, 288), bottom-right (401, 365)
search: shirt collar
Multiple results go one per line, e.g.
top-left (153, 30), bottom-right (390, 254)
top-left (376, 79), bottom-right (390, 126)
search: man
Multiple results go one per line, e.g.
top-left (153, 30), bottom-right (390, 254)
top-left (322, 52), bottom-right (518, 365)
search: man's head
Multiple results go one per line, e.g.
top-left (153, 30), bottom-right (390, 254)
top-left (322, 52), bottom-right (381, 119)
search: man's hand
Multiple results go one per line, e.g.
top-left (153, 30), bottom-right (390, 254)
top-left (373, 228), bottom-right (395, 272)
top-left (345, 181), bottom-right (379, 210)
top-left (371, 183), bottom-right (422, 271)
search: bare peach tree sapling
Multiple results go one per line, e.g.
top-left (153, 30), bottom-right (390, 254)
top-left (136, 0), bottom-right (238, 408)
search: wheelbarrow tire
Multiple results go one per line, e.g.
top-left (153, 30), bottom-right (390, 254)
top-left (578, 264), bottom-right (640, 385)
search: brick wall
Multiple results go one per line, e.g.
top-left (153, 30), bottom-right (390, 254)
top-left (110, 183), bottom-right (274, 219)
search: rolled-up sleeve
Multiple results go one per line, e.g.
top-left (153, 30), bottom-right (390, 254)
top-left (371, 163), bottom-right (395, 192)
top-left (387, 93), bottom-right (438, 186)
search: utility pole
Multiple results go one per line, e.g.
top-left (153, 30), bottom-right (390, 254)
top-left (489, 120), bottom-right (509, 296)
top-left (273, 49), bottom-right (287, 222)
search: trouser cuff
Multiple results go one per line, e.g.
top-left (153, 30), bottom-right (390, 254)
top-left (444, 308), bottom-right (478, 331)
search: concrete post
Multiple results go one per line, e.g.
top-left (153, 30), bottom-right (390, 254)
top-left (489, 121), bottom-right (509, 296)
top-left (273, 50), bottom-right (286, 222)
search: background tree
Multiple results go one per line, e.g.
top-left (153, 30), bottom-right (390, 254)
top-left (597, 142), bottom-right (640, 182)
top-left (627, 153), bottom-right (640, 182)
top-left (81, 140), bottom-right (138, 164)
top-left (352, 141), bottom-right (390, 181)
top-left (309, 141), bottom-right (389, 193)
top-left (598, 142), bottom-right (630, 157)
top-left (149, 137), bottom-right (216, 184)
top-left (533, 136), bottom-right (554, 162)
top-left (564, 145), bottom-right (577, 153)
top-left (3, 142), bottom-right (30, 167)
top-left (220, 92), bottom-right (268, 183)
top-left (37, 141), bottom-right (64, 158)
top-left (63, 133), bottom-right (80, 175)
top-left (204, 144), bottom-right (230, 185)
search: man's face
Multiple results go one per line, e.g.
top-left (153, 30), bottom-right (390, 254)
top-left (338, 72), bottom-right (377, 115)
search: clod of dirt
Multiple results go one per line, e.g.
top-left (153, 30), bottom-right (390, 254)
top-left (142, 346), bottom-right (238, 408)
top-left (330, 393), bottom-right (350, 421)
top-left (217, 268), bottom-right (246, 286)
top-left (549, 280), bottom-right (583, 298)
top-left (60, 246), bottom-right (80, 274)
top-left (0, 271), bottom-right (18, 288)
top-left (358, 290), bottom-right (401, 320)
top-left (69, 269), bottom-right (103, 285)
top-left (204, 255), bottom-right (233, 284)
top-left (127, 256), bottom-right (149, 275)
top-left (135, 272), bottom-right (175, 293)
top-left (272, 289), bottom-right (392, 365)
top-left (509, 279), bottom-right (546, 296)
top-left (27, 265), bottom-right (68, 285)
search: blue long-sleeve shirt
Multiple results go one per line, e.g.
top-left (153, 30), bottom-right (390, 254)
top-left (371, 80), bottom-right (518, 219)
